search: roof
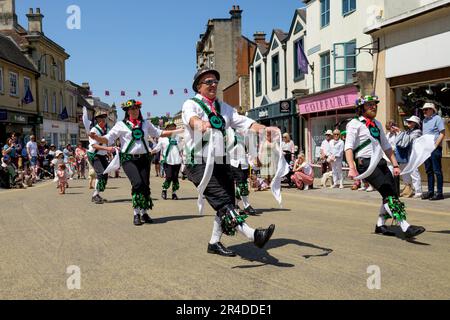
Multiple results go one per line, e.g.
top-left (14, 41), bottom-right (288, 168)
top-left (0, 34), bottom-right (38, 73)
top-left (273, 29), bottom-right (289, 43)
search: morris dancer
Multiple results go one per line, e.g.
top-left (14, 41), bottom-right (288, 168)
top-left (152, 122), bottom-right (183, 200)
top-left (90, 100), bottom-right (182, 226)
top-left (88, 110), bottom-right (114, 204)
top-left (346, 95), bottom-right (426, 239)
top-left (183, 68), bottom-right (277, 257)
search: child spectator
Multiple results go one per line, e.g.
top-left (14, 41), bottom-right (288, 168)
top-left (56, 163), bottom-right (68, 195)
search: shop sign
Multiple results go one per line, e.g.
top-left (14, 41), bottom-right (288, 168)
top-left (52, 124), bottom-right (60, 129)
top-left (259, 110), bottom-right (269, 119)
top-left (280, 101), bottom-right (291, 114)
top-left (298, 86), bottom-right (359, 115)
top-left (13, 115), bottom-right (27, 123)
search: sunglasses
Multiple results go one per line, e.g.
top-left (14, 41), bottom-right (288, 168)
top-left (201, 79), bottom-right (219, 86)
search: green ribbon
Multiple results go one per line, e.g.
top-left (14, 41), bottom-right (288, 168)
top-left (132, 192), bottom-right (153, 210)
top-left (387, 196), bottom-right (407, 222)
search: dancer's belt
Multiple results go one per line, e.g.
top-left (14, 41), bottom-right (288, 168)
top-left (129, 153), bottom-right (148, 159)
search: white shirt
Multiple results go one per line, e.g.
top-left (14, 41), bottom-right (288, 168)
top-left (182, 94), bottom-right (255, 159)
top-left (229, 131), bottom-right (250, 169)
top-left (320, 139), bottom-right (332, 157)
top-left (345, 117), bottom-right (391, 159)
top-left (105, 120), bottom-right (162, 155)
top-left (281, 140), bottom-right (295, 153)
top-left (302, 163), bottom-right (313, 176)
top-left (153, 137), bottom-right (182, 165)
top-left (26, 141), bottom-right (38, 157)
top-left (330, 139), bottom-right (344, 158)
top-left (386, 132), bottom-right (398, 151)
top-left (89, 125), bottom-right (109, 156)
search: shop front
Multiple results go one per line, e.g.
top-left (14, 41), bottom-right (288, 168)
top-left (0, 109), bottom-right (40, 145)
top-left (247, 99), bottom-right (300, 150)
top-left (43, 119), bottom-right (79, 149)
top-left (297, 85), bottom-right (359, 164)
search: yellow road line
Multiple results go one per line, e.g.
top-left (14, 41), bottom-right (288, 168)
top-left (282, 192), bottom-right (450, 217)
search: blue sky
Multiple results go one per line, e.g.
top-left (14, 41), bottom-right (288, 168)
top-left (16, 1), bottom-right (304, 118)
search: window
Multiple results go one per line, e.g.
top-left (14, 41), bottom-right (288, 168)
top-left (294, 38), bottom-right (306, 82)
top-left (70, 134), bottom-right (77, 146)
top-left (43, 89), bottom-right (49, 112)
top-left (320, 0), bottom-right (330, 28)
top-left (60, 93), bottom-right (64, 114)
top-left (271, 54), bottom-right (280, 90)
top-left (334, 40), bottom-right (357, 84)
top-left (24, 77), bottom-right (31, 93)
top-left (320, 52), bottom-right (331, 91)
top-left (343, 0), bottom-right (356, 16)
top-left (58, 62), bottom-right (63, 81)
top-left (255, 65), bottom-right (262, 97)
top-left (0, 67), bottom-right (4, 93)
top-left (9, 72), bottom-right (18, 96)
top-left (52, 92), bottom-right (57, 113)
top-left (41, 55), bottom-right (47, 75)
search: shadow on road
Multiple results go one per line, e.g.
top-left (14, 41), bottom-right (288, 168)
top-left (255, 208), bottom-right (291, 215)
top-left (428, 230), bottom-right (450, 235)
top-left (381, 226), bottom-right (431, 246)
top-left (175, 197), bottom-right (200, 201)
top-left (229, 238), bottom-right (333, 269)
top-left (152, 215), bottom-right (205, 224)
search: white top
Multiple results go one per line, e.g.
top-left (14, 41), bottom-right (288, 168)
top-left (330, 139), bottom-right (344, 158)
top-left (89, 125), bottom-right (109, 156)
top-left (281, 140), bottom-right (295, 153)
top-left (320, 139), bottom-right (332, 157)
top-left (182, 94), bottom-right (255, 159)
top-left (153, 137), bottom-right (182, 165)
top-left (105, 120), bottom-right (162, 155)
top-left (386, 132), bottom-right (398, 151)
top-left (345, 117), bottom-right (391, 159)
top-left (296, 161), bottom-right (312, 176)
top-left (229, 131), bottom-right (250, 169)
top-left (26, 141), bottom-right (38, 157)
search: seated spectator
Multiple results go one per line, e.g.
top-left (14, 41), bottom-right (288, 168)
top-left (291, 153), bottom-right (314, 190)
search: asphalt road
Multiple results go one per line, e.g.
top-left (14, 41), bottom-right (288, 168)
top-left (0, 175), bottom-right (449, 300)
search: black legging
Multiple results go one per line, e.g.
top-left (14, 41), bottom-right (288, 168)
top-left (122, 156), bottom-right (151, 199)
top-left (357, 158), bottom-right (398, 200)
top-left (187, 164), bottom-right (235, 212)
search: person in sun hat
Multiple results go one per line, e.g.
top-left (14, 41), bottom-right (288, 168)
top-left (345, 95), bottom-right (426, 239)
top-left (393, 115), bottom-right (423, 199)
top-left (181, 67), bottom-right (278, 258)
top-left (90, 100), bottom-right (183, 226)
top-left (88, 110), bottom-right (115, 205)
top-left (421, 102), bottom-right (446, 201)
top-left (151, 121), bottom-right (183, 201)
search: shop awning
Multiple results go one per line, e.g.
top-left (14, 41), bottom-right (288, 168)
top-left (298, 85), bottom-right (358, 115)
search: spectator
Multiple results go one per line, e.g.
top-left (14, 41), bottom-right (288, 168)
top-left (26, 135), bottom-right (38, 181)
top-left (75, 142), bottom-right (87, 179)
top-left (291, 153), bottom-right (314, 191)
top-left (258, 130), bottom-right (278, 187)
top-left (329, 129), bottom-right (345, 189)
top-left (385, 120), bottom-right (399, 151)
top-left (395, 116), bottom-right (423, 199)
top-left (10, 133), bottom-right (22, 167)
top-left (421, 102), bottom-right (446, 201)
top-left (281, 133), bottom-right (295, 164)
top-left (48, 144), bottom-right (57, 160)
top-left (63, 144), bottom-right (74, 163)
top-left (37, 139), bottom-right (48, 179)
top-left (320, 130), bottom-right (333, 175)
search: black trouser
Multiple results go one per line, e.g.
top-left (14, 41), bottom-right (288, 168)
top-left (163, 163), bottom-right (181, 191)
top-left (187, 164), bottom-right (235, 212)
top-left (357, 158), bottom-right (398, 200)
top-left (93, 155), bottom-right (109, 192)
top-left (122, 156), bottom-right (151, 198)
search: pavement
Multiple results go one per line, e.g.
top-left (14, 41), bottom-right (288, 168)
top-left (0, 174), bottom-right (449, 300)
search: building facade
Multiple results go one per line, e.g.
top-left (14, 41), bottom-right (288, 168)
top-left (365, 0), bottom-right (450, 181)
top-left (0, 33), bottom-right (39, 144)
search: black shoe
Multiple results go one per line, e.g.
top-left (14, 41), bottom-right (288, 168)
top-left (429, 194), bottom-right (444, 201)
top-left (421, 192), bottom-right (434, 200)
top-left (162, 190), bottom-right (167, 200)
top-left (375, 225), bottom-right (396, 237)
top-left (141, 213), bottom-right (154, 224)
top-left (243, 205), bottom-right (257, 216)
top-left (134, 215), bottom-right (143, 226)
top-left (404, 225), bottom-right (426, 239)
top-left (207, 242), bottom-right (236, 257)
top-left (98, 195), bottom-right (108, 202)
top-left (254, 224), bottom-right (275, 249)
top-left (91, 195), bottom-right (104, 204)
top-left (172, 193), bottom-right (179, 200)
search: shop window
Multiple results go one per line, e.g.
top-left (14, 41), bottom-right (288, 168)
top-left (9, 72), bottom-right (18, 97)
top-left (320, 0), bottom-right (330, 28)
top-left (343, 0), bottom-right (356, 16)
top-left (0, 67), bottom-right (4, 93)
top-left (334, 41), bottom-right (357, 85)
top-left (255, 65), bottom-right (262, 97)
top-left (271, 53), bottom-right (280, 91)
top-left (70, 134), bottom-right (78, 146)
top-left (294, 38), bottom-right (306, 82)
top-left (320, 52), bottom-right (331, 91)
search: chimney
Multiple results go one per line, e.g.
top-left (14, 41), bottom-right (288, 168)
top-left (230, 5), bottom-right (242, 19)
top-left (26, 8), bottom-right (44, 34)
top-left (253, 32), bottom-right (267, 46)
top-left (0, 0), bottom-right (18, 30)
top-left (81, 82), bottom-right (90, 90)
